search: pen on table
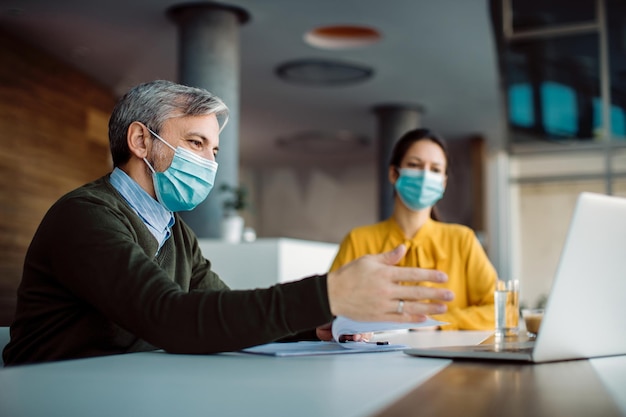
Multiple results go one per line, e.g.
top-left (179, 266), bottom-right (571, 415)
top-left (338, 337), bottom-right (389, 345)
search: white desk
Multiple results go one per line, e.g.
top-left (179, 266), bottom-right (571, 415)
top-left (2, 331), bottom-right (625, 417)
top-left (0, 331), bottom-right (486, 417)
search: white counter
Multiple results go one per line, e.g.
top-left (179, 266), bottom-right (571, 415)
top-left (197, 238), bottom-right (338, 289)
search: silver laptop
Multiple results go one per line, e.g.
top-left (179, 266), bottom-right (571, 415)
top-left (405, 192), bottom-right (626, 363)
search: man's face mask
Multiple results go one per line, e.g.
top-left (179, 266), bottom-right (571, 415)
top-left (143, 128), bottom-right (218, 212)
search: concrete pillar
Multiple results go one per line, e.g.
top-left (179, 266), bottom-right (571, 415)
top-left (168, 3), bottom-right (249, 237)
top-left (372, 104), bottom-right (424, 220)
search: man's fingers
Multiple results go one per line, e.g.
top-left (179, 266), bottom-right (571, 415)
top-left (326, 248), bottom-right (455, 322)
top-left (387, 298), bottom-right (449, 316)
top-left (391, 285), bottom-right (454, 303)
top-left (378, 312), bottom-right (430, 323)
top-left (403, 300), bottom-right (448, 316)
top-left (390, 267), bottom-right (449, 285)
top-left (378, 244), bottom-right (408, 266)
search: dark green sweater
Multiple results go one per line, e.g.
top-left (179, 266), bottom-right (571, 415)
top-left (3, 175), bottom-right (333, 366)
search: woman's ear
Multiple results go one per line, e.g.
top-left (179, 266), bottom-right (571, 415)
top-left (388, 166), bottom-right (399, 184)
top-left (127, 122), bottom-right (150, 159)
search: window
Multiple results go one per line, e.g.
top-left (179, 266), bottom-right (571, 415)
top-left (493, 0), bottom-right (626, 145)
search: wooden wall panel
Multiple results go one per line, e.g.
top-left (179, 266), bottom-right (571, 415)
top-left (0, 30), bottom-right (115, 325)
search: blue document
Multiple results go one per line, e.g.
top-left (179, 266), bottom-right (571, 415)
top-left (242, 341), bottom-right (407, 356)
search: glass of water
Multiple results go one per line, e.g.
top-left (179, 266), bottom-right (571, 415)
top-left (494, 279), bottom-right (519, 338)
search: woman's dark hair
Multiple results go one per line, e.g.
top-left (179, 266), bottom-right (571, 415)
top-left (389, 128), bottom-right (451, 221)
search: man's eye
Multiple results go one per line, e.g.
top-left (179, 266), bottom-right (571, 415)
top-left (188, 140), bottom-right (202, 148)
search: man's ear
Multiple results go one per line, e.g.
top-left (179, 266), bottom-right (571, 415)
top-left (127, 122), bottom-right (150, 159)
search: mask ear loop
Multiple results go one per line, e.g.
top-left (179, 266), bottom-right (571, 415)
top-left (147, 128), bottom-right (176, 152)
top-left (141, 126), bottom-right (159, 175)
top-left (142, 126), bottom-right (178, 174)
top-left (143, 157), bottom-right (157, 174)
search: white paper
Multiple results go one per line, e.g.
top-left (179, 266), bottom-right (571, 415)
top-left (331, 315), bottom-right (448, 345)
top-left (241, 316), bottom-right (448, 356)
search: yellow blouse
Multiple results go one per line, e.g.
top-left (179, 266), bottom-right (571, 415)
top-left (329, 218), bottom-right (497, 330)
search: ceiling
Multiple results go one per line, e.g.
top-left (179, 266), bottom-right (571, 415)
top-left (0, 0), bottom-right (503, 168)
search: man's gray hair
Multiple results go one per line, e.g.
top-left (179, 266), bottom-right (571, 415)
top-left (108, 80), bottom-right (229, 167)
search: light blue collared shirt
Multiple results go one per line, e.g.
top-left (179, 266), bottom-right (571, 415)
top-left (109, 168), bottom-right (174, 254)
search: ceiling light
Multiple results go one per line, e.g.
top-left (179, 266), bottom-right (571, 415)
top-left (276, 59), bottom-right (373, 86)
top-left (276, 130), bottom-right (370, 154)
top-left (305, 25), bottom-right (381, 49)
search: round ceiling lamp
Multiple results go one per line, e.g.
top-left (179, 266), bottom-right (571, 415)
top-left (275, 58), bottom-right (373, 86)
top-left (305, 25), bottom-right (381, 49)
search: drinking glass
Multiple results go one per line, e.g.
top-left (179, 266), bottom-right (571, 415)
top-left (494, 279), bottom-right (519, 338)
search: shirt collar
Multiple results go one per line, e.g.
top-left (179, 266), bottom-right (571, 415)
top-left (109, 167), bottom-right (174, 235)
top-left (386, 217), bottom-right (447, 267)
top-left (387, 217), bottom-right (434, 241)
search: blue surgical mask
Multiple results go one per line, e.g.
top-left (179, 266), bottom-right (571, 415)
top-left (144, 129), bottom-right (218, 212)
top-left (394, 168), bottom-right (445, 211)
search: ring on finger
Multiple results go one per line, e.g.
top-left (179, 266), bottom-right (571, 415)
top-left (396, 299), bottom-right (405, 314)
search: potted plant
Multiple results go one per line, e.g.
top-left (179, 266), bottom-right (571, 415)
top-left (220, 184), bottom-right (248, 215)
top-left (219, 184), bottom-right (248, 243)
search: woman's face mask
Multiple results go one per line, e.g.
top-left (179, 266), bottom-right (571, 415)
top-left (394, 168), bottom-right (445, 211)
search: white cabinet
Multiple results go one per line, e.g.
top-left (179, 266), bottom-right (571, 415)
top-left (197, 238), bottom-right (339, 289)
